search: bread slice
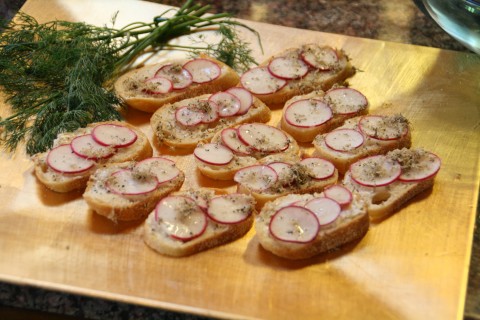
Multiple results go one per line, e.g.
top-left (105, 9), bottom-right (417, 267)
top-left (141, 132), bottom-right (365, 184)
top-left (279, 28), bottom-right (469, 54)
top-left (115, 55), bottom-right (240, 113)
top-left (83, 157), bottom-right (185, 221)
top-left (313, 114), bottom-right (412, 174)
top-left (239, 44), bottom-right (355, 108)
top-left (151, 93), bottom-right (271, 150)
top-left (32, 121), bottom-right (153, 193)
top-left (255, 191), bottom-right (369, 260)
top-left (342, 148), bottom-right (441, 221)
top-left (143, 188), bottom-right (256, 257)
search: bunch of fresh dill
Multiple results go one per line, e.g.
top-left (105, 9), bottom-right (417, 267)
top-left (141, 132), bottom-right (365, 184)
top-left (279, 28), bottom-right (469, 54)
top-left (0, 0), bottom-right (260, 155)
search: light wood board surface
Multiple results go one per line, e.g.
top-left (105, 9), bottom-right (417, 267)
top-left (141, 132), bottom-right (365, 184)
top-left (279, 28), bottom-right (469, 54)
top-left (0, 0), bottom-right (479, 319)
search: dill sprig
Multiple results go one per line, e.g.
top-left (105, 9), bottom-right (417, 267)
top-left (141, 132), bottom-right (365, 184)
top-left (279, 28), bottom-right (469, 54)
top-left (0, 0), bottom-right (261, 155)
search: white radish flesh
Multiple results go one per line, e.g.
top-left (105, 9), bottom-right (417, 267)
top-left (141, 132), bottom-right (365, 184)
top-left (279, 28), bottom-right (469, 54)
top-left (301, 45), bottom-right (338, 70)
top-left (70, 134), bottom-right (115, 160)
top-left (240, 67), bottom-right (287, 95)
top-left (398, 152), bottom-right (441, 182)
top-left (350, 155), bottom-right (402, 187)
top-left (300, 157), bottom-right (335, 180)
top-left (324, 185), bottom-right (353, 207)
top-left (143, 77), bottom-right (173, 94)
top-left (237, 123), bottom-right (289, 153)
top-left (284, 99), bottom-right (332, 128)
top-left (134, 157), bottom-right (180, 185)
top-left (183, 59), bottom-right (221, 83)
top-left (207, 194), bottom-right (253, 224)
top-left (324, 129), bottom-right (364, 152)
top-left (209, 92), bottom-right (241, 117)
top-left (234, 165), bottom-right (278, 191)
top-left (226, 87), bottom-right (253, 115)
top-left (267, 162), bottom-right (292, 182)
top-left (268, 57), bottom-right (309, 79)
top-left (154, 64), bottom-right (193, 89)
top-left (106, 169), bottom-right (158, 195)
top-left (324, 88), bottom-right (368, 115)
top-left (269, 206), bottom-right (319, 243)
top-left (305, 197), bottom-right (341, 225)
top-left (47, 144), bottom-right (95, 174)
top-left (194, 143), bottom-right (233, 166)
top-left (175, 105), bottom-right (204, 126)
top-left (92, 124), bottom-right (137, 148)
top-left (220, 128), bottom-right (252, 155)
top-left (358, 115), bottom-right (408, 140)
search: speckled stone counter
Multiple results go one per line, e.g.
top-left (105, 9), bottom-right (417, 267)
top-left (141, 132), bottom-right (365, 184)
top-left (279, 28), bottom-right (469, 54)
top-left (0, 0), bottom-right (478, 319)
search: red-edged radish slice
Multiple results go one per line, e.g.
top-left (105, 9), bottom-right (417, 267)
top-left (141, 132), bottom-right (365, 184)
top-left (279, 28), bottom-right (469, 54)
top-left (300, 157), bottom-right (335, 180)
top-left (92, 124), bottom-right (138, 148)
top-left (197, 100), bottom-right (219, 124)
top-left (154, 196), bottom-right (207, 241)
top-left (209, 92), bottom-right (241, 117)
top-left (194, 143), bottom-right (233, 166)
top-left (154, 64), bottom-right (193, 89)
top-left (324, 185), bottom-right (353, 208)
top-left (46, 144), bottom-right (95, 174)
top-left (237, 123), bottom-right (290, 153)
top-left (267, 162), bottom-right (292, 181)
top-left (143, 77), bottom-right (173, 94)
top-left (106, 169), bottom-right (158, 195)
top-left (301, 45), bottom-right (338, 70)
top-left (324, 88), bottom-right (368, 115)
top-left (220, 128), bottom-right (252, 155)
top-left (268, 57), bottom-right (309, 80)
top-left (292, 199), bottom-right (308, 207)
top-left (70, 134), bottom-right (115, 160)
top-left (234, 165), bottom-right (278, 191)
top-left (398, 151), bottom-right (441, 182)
top-left (284, 99), bottom-right (332, 128)
top-left (240, 67), bottom-right (287, 95)
top-left (305, 197), bottom-right (341, 225)
top-left (207, 194), bottom-right (253, 224)
top-left (183, 59), bottom-right (221, 83)
top-left (324, 129), bottom-right (365, 152)
top-left (350, 155), bottom-right (402, 187)
top-left (134, 157), bottom-right (180, 185)
top-left (358, 115), bottom-right (409, 141)
top-left (226, 87), bottom-right (253, 115)
top-left (175, 105), bottom-right (204, 126)
top-left (269, 206), bottom-right (319, 243)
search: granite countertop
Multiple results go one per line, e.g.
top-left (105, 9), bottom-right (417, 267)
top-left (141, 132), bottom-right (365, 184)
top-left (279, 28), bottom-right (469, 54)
top-left (0, 0), bottom-right (478, 319)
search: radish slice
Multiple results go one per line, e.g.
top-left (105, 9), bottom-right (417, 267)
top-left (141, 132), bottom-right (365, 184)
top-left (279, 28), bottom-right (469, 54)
top-left (350, 155), bottom-right (402, 187)
top-left (47, 144), bottom-right (95, 174)
top-left (234, 165), bottom-right (278, 191)
top-left (143, 77), bottom-right (173, 94)
top-left (324, 88), bottom-right (368, 115)
top-left (324, 185), bottom-right (353, 207)
top-left (268, 57), bottom-right (309, 80)
top-left (175, 105), bottom-right (204, 126)
top-left (301, 45), bottom-right (338, 70)
top-left (237, 123), bottom-right (290, 153)
top-left (154, 196), bottom-right (207, 241)
top-left (300, 157), bottom-right (335, 180)
top-left (92, 124), bottom-right (138, 148)
top-left (305, 197), bottom-right (341, 225)
top-left (396, 151), bottom-right (441, 182)
top-left (106, 169), bottom-right (158, 195)
top-left (269, 206), bottom-right (319, 243)
top-left (284, 99), bottom-right (332, 128)
top-left (154, 64), bottom-right (193, 89)
top-left (358, 115), bottom-right (409, 141)
top-left (207, 194), bottom-right (253, 224)
top-left (209, 92), bottom-right (241, 117)
top-left (220, 128), bottom-right (252, 155)
top-left (240, 67), bottom-right (287, 95)
top-left (194, 143), bottom-right (233, 166)
top-left (324, 129), bottom-right (365, 152)
top-left (226, 87), bottom-right (253, 115)
top-left (134, 157), bottom-right (180, 185)
top-left (267, 162), bottom-right (292, 181)
top-left (183, 59), bottom-right (221, 83)
top-left (70, 134), bottom-right (115, 160)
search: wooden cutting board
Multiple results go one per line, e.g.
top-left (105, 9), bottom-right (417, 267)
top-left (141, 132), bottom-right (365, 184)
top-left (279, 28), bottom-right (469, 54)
top-left (0, 0), bottom-right (479, 319)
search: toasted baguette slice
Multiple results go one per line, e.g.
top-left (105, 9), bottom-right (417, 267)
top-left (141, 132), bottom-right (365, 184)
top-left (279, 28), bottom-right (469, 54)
top-left (342, 148), bottom-right (441, 221)
top-left (255, 191), bottom-right (368, 260)
top-left (313, 114), bottom-right (412, 174)
top-left (115, 55), bottom-right (240, 113)
top-left (144, 188), bottom-right (256, 257)
top-left (32, 121), bottom-right (153, 193)
top-left (83, 157), bottom-right (185, 221)
top-left (280, 87), bottom-right (369, 142)
top-left (239, 44), bottom-right (355, 108)
top-left (151, 93), bottom-right (271, 150)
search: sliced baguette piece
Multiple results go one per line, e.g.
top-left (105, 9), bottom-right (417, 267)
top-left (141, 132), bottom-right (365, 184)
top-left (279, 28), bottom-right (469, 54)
top-left (83, 157), bottom-right (185, 221)
top-left (115, 55), bottom-right (240, 113)
top-left (32, 121), bottom-right (153, 193)
top-left (313, 114), bottom-right (412, 174)
top-left (239, 44), bottom-right (355, 108)
top-left (143, 188), bottom-right (256, 257)
top-left (151, 92), bottom-right (271, 150)
top-left (255, 190), bottom-right (368, 260)
top-left (343, 148), bottom-right (441, 221)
